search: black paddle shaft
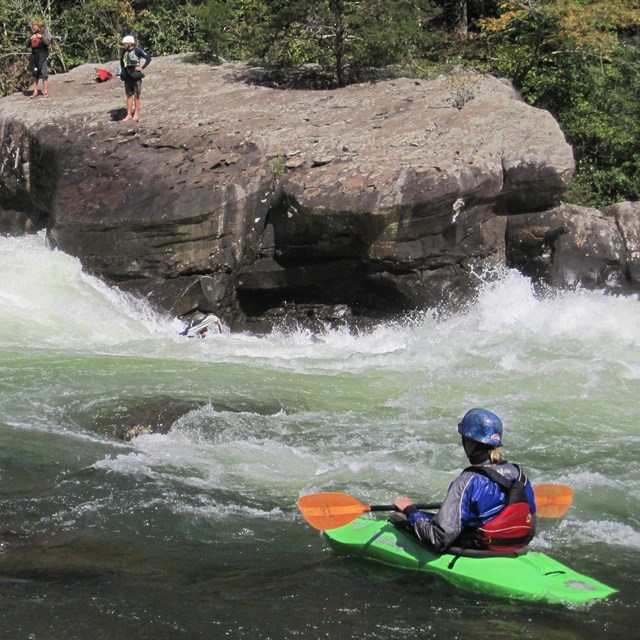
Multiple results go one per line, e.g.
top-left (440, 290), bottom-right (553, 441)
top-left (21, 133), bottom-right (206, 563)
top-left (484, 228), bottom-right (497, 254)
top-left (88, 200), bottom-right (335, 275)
top-left (370, 502), bottom-right (441, 512)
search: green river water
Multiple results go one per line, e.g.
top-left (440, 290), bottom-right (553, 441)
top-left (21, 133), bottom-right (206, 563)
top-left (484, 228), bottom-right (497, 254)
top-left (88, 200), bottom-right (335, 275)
top-left (0, 234), bottom-right (637, 639)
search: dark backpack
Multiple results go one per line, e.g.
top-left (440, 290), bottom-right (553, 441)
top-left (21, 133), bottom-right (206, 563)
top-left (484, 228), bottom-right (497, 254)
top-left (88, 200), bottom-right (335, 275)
top-left (464, 464), bottom-right (535, 552)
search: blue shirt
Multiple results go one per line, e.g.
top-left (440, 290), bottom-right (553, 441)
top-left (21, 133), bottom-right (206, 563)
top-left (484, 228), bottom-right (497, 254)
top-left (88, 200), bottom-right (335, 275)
top-left (410, 462), bottom-right (537, 552)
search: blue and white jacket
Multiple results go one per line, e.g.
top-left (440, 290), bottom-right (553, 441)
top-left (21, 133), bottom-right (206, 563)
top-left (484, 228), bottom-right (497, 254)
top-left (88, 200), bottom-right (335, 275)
top-left (408, 462), bottom-right (537, 552)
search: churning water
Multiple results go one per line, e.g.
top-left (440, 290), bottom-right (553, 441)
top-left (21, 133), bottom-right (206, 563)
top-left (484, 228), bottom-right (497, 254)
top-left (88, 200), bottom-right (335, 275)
top-left (0, 233), bottom-right (638, 639)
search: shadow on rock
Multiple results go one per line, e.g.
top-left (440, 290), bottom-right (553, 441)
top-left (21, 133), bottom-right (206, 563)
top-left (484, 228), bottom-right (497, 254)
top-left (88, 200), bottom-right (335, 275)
top-left (109, 107), bottom-right (128, 121)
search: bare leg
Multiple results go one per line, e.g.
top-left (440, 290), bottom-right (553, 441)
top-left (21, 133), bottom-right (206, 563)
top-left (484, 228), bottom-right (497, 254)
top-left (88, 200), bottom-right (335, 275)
top-left (133, 95), bottom-right (141, 121)
top-left (31, 79), bottom-right (39, 98)
top-left (43, 79), bottom-right (49, 97)
top-left (123, 95), bottom-right (134, 121)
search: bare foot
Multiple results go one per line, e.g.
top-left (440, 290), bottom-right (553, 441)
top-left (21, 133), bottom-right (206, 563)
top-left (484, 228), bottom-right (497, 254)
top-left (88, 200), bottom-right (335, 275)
top-left (30, 92), bottom-right (38, 99)
top-left (132, 116), bottom-right (139, 122)
top-left (43, 92), bottom-right (49, 98)
top-left (123, 115), bottom-right (132, 122)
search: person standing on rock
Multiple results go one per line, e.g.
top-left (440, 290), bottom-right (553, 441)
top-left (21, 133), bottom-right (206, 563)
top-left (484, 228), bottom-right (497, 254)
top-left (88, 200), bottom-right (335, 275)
top-left (119, 35), bottom-right (151, 122)
top-left (26, 21), bottom-right (52, 98)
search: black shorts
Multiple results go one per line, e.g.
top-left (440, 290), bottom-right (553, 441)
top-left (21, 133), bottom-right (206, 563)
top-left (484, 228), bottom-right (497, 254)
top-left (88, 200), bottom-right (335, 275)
top-left (124, 78), bottom-right (142, 96)
top-left (29, 52), bottom-right (49, 79)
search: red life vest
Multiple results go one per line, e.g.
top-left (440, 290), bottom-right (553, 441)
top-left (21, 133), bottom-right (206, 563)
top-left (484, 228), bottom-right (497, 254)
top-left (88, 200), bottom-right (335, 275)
top-left (465, 465), bottom-right (535, 552)
top-left (30, 34), bottom-right (44, 49)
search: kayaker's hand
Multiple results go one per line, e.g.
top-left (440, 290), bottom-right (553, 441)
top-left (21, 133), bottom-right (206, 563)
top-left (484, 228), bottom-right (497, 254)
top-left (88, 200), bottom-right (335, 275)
top-left (393, 496), bottom-right (414, 512)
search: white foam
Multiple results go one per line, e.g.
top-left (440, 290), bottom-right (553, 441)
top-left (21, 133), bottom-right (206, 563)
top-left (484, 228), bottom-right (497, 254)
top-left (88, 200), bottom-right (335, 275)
top-left (0, 233), bottom-right (173, 348)
top-left (555, 518), bottom-right (640, 550)
top-left (3, 234), bottom-right (640, 376)
top-left (2, 234), bottom-right (640, 541)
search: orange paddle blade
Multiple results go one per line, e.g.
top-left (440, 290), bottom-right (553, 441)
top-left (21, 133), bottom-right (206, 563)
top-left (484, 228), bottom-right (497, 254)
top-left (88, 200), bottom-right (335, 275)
top-left (534, 483), bottom-right (573, 517)
top-left (297, 492), bottom-right (372, 530)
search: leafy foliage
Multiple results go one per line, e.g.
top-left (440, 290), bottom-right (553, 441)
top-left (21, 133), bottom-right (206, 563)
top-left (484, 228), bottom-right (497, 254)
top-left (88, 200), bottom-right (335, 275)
top-left (133, 7), bottom-right (197, 56)
top-left (480, 0), bottom-right (640, 206)
top-left (188, 0), bottom-right (231, 60)
top-left (257, 0), bottom-right (439, 86)
top-left (57, 0), bottom-right (135, 67)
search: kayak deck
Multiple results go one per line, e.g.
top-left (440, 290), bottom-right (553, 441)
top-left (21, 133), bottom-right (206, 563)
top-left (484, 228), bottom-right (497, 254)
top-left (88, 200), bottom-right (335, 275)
top-left (323, 518), bottom-right (616, 606)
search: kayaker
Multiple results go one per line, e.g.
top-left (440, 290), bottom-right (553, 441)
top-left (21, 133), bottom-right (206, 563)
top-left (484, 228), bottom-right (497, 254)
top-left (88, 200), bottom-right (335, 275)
top-left (179, 313), bottom-right (225, 338)
top-left (393, 408), bottom-right (537, 553)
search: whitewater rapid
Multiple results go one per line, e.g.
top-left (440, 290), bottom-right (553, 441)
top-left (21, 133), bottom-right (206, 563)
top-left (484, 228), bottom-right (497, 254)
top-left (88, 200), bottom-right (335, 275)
top-left (0, 231), bottom-right (638, 639)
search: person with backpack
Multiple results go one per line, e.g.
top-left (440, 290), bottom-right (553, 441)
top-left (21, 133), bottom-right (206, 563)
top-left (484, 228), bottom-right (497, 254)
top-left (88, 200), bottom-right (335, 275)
top-left (119, 35), bottom-right (151, 122)
top-left (26, 20), bottom-right (52, 98)
top-left (392, 408), bottom-right (537, 553)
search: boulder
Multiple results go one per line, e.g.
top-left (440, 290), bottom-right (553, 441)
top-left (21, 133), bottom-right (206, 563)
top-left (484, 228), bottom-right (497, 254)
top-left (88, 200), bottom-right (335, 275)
top-left (602, 201), bottom-right (640, 284)
top-left (506, 203), bottom-right (637, 291)
top-left (0, 57), bottom-right (576, 327)
top-left (81, 397), bottom-right (201, 441)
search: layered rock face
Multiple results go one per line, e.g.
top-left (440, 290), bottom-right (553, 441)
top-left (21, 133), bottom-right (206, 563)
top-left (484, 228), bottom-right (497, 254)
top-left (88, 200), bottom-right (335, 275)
top-left (507, 201), bottom-right (640, 291)
top-left (1, 56), bottom-right (634, 329)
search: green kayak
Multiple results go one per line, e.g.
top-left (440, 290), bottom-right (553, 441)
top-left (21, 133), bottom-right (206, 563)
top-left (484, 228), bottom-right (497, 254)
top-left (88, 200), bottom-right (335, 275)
top-left (323, 517), bottom-right (616, 606)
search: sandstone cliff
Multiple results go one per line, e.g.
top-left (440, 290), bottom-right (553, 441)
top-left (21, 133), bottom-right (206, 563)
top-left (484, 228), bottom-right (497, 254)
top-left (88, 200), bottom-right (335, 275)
top-left (1, 56), bottom-right (637, 330)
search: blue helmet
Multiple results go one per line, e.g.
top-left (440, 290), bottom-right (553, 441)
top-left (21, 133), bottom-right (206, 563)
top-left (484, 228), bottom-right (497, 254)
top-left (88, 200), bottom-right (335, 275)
top-left (457, 408), bottom-right (503, 446)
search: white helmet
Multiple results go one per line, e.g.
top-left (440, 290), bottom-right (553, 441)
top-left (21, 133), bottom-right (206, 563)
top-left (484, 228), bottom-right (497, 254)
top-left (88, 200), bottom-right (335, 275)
top-left (122, 35), bottom-right (135, 45)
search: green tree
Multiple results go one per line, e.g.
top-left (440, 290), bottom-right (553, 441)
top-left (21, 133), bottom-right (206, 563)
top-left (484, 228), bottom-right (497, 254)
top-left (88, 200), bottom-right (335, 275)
top-left (262, 0), bottom-right (438, 86)
top-left (189, 0), bottom-right (232, 60)
top-left (133, 6), bottom-right (198, 56)
top-left (480, 0), bottom-right (640, 206)
top-left (57, 0), bottom-right (134, 67)
top-left (481, 0), bottom-right (640, 87)
top-left (223, 0), bottom-right (272, 60)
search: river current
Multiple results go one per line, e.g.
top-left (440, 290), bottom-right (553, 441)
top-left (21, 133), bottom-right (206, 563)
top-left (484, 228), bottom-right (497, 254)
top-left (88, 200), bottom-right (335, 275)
top-left (0, 233), bottom-right (638, 639)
